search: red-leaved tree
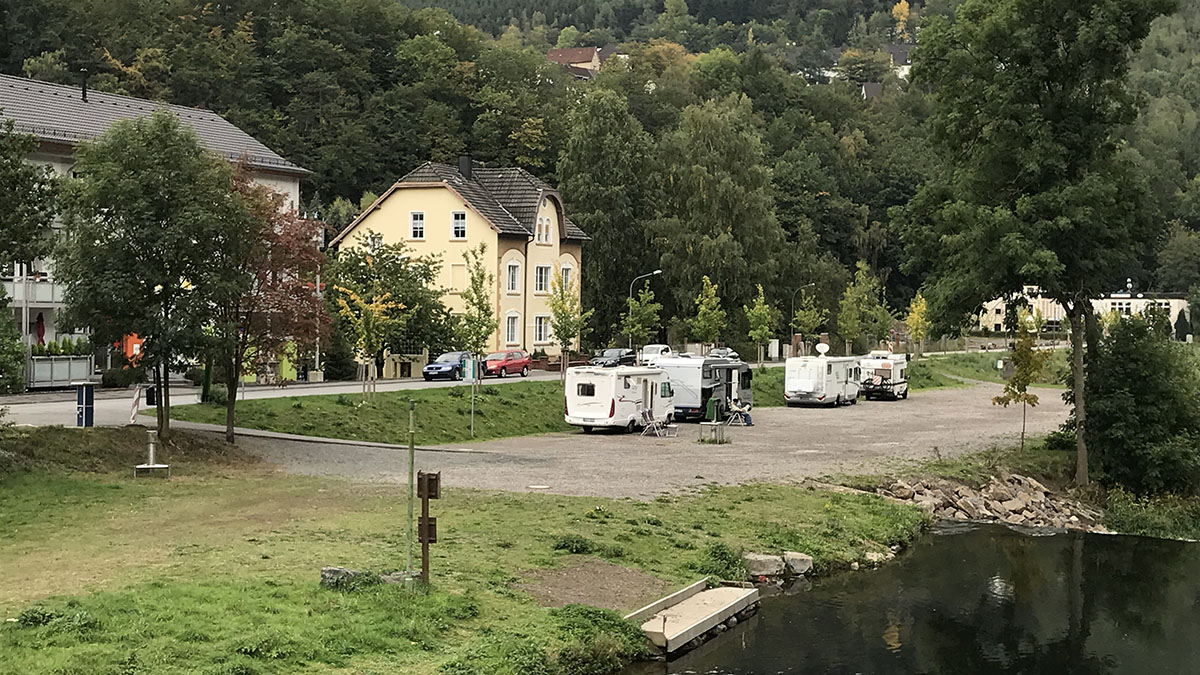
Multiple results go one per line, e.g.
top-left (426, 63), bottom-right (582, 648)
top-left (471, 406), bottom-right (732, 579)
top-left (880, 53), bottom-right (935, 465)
top-left (212, 165), bottom-right (329, 443)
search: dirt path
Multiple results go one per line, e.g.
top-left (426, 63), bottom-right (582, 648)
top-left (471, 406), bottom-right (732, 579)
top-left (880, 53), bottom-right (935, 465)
top-left (236, 383), bottom-right (1067, 499)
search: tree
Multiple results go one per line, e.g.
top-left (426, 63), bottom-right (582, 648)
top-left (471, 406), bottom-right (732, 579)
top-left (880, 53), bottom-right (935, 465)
top-left (908, 0), bottom-right (1173, 487)
top-left (892, 1), bottom-right (911, 41)
top-left (334, 257), bottom-right (405, 401)
top-left (210, 166), bottom-right (329, 443)
top-left (558, 89), bottom-right (656, 346)
top-left (993, 308), bottom-right (1050, 451)
top-left (621, 284), bottom-right (663, 350)
top-left (0, 288), bottom-right (23, 394)
top-left (57, 110), bottom-right (243, 439)
top-left (791, 290), bottom-right (828, 356)
top-left (905, 291), bottom-right (930, 355)
top-left (455, 243), bottom-right (495, 358)
top-left (837, 261), bottom-right (893, 355)
top-left (743, 284), bottom-right (780, 366)
top-left (834, 48), bottom-right (892, 83)
top-left (548, 265), bottom-right (593, 380)
top-left (0, 120), bottom-right (56, 265)
top-left (556, 25), bottom-right (580, 48)
top-left (690, 276), bottom-right (727, 350)
top-left (1156, 222), bottom-right (1200, 291)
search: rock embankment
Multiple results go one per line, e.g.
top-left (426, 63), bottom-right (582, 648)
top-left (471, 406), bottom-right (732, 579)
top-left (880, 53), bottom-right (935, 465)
top-left (880, 473), bottom-right (1106, 532)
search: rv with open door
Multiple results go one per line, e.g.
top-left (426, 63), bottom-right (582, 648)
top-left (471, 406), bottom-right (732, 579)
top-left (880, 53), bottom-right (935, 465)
top-left (564, 366), bottom-right (674, 433)
top-left (859, 350), bottom-right (909, 400)
top-left (656, 355), bottom-right (753, 421)
top-left (784, 347), bottom-right (861, 406)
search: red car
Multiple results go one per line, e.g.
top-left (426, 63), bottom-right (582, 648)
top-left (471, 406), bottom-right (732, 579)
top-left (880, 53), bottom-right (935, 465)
top-left (484, 350), bottom-right (531, 377)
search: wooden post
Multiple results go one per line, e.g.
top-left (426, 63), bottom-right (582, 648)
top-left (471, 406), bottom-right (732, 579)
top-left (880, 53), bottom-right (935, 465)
top-left (417, 470), bottom-right (440, 586)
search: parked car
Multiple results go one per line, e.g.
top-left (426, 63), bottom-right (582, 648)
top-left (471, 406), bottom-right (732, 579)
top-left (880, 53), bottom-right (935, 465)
top-left (423, 351), bottom-right (470, 381)
top-left (484, 350), bottom-right (531, 377)
top-left (710, 347), bottom-right (740, 360)
top-left (640, 344), bottom-right (674, 365)
top-left (589, 348), bottom-right (636, 367)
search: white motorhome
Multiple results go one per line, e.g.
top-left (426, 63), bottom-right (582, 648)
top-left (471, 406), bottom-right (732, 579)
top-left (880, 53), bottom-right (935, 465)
top-left (564, 366), bottom-right (674, 433)
top-left (859, 350), bottom-right (909, 400)
top-left (640, 344), bottom-right (674, 365)
top-left (656, 355), bottom-right (753, 421)
top-left (784, 353), bottom-right (861, 406)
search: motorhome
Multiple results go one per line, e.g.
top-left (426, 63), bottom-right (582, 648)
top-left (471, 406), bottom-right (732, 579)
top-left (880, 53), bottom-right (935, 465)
top-left (859, 351), bottom-right (909, 400)
top-left (784, 353), bottom-right (861, 406)
top-left (656, 355), bottom-right (753, 421)
top-left (564, 366), bottom-right (674, 433)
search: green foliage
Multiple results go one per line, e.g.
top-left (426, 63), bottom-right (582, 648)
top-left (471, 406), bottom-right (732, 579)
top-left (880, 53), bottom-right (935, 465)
top-left (208, 384), bottom-right (229, 407)
top-left (100, 368), bottom-right (145, 389)
top-left (743, 284), bottom-right (780, 363)
top-left (455, 244), bottom-right (496, 356)
top-left (620, 284), bottom-right (662, 348)
top-left (692, 541), bottom-right (745, 579)
top-left (1104, 488), bottom-right (1200, 540)
top-left (835, 48), bottom-right (892, 83)
top-left (837, 261), bottom-right (893, 353)
top-left (0, 119), bottom-right (57, 264)
top-left (548, 265), bottom-right (593, 361)
top-left (0, 288), bottom-right (23, 394)
top-left (551, 534), bottom-right (595, 554)
top-left (1156, 222), bottom-right (1200, 291)
top-left (689, 276), bottom-right (727, 345)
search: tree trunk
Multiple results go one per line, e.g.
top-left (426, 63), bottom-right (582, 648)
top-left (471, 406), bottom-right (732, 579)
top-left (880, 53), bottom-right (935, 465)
top-left (1021, 400), bottom-right (1027, 452)
top-left (154, 360), bottom-right (164, 434)
top-left (225, 356), bottom-right (238, 445)
top-left (160, 348), bottom-right (171, 440)
top-left (1068, 306), bottom-right (1088, 487)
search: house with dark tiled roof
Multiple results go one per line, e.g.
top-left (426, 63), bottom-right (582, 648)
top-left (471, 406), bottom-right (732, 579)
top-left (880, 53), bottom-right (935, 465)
top-left (0, 73), bottom-right (307, 388)
top-left (329, 157), bottom-right (588, 356)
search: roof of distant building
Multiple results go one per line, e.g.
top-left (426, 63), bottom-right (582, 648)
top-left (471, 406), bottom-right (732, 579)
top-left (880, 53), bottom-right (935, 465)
top-left (861, 82), bottom-right (885, 100)
top-left (0, 73), bottom-right (307, 176)
top-left (885, 43), bottom-right (914, 65)
top-left (546, 47), bottom-right (599, 67)
top-left (331, 159), bottom-right (588, 246)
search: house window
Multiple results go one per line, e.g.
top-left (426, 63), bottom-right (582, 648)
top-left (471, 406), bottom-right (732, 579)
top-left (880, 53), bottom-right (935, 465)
top-left (577, 383), bottom-right (595, 397)
top-left (535, 316), bottom-right (550, 343)
top-left (506, 313), bottom-right (520, 345)
top-left (561, 266), bottom-right (573, 290)
top-left (507, 262), bottom-right (521, 293)
top-left (534, 265), bottom-right (551, 293)
top-left (410, 212), bottom-right (425, 239)
top-left (994, 308), bottom-right (1002, 315)
top-left (367, 233), bottom-right (383, 253)
top-left (452, 212), bottom-right (467, 239)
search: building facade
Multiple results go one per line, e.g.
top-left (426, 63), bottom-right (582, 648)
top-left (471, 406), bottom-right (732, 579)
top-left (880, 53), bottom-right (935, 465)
top-left (979, 286), bottom-right (1190, 335)
top-left (0, 73), bottom-right (307, 387)
top-left (329, 158), bottom-right (587, 356)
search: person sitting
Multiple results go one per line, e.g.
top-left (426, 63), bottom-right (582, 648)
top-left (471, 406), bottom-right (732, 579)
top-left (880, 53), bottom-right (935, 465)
top-left (729, 396), bottom-right (753, 426)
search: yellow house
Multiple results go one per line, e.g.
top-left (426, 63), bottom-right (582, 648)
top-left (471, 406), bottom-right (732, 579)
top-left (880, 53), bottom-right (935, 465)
top-left (329, 157), bottom-right (588, 356)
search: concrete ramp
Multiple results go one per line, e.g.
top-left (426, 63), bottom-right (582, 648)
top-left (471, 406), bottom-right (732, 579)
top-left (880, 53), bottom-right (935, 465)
top-left (625, 579), bottom-right (759, 653)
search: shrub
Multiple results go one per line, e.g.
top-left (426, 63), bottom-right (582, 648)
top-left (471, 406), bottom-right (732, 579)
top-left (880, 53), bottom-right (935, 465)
top-left (1104, 488), bottom-right (1200, 540)
top-left (551, 534), bottom-right (594, 554)
top-left (101, 367), bottom-right (145, 388)
top-left (16, 606), bottom-right (59, 627)
top-left (549, 604), bottom-right (648, 674)
top-left (692, 541), bottom-right (745, 580)
top-left (184, 367), bottom-right (206, 386)
top-left (209, 384), bottom-right (229, 406)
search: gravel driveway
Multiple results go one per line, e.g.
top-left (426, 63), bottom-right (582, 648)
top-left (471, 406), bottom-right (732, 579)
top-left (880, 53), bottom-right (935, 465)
top-left (237, 383), bottom-right (1068, 499)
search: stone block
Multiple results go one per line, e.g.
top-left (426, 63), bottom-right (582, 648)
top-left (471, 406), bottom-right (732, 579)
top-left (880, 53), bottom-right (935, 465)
top-left (783, 551), bottom-right (814, 576)
top-left (743, 552), bottom-right (786, 577)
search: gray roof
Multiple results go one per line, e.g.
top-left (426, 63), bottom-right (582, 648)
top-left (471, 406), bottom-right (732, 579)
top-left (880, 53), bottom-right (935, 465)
top-left (0, 73), bottom-right (307, 175)
top-left (370, 160), bottom-right (587, 241)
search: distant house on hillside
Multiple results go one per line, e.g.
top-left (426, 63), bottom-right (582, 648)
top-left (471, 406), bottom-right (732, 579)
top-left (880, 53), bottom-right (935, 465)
top-left (823, 43), bottom-right (915, 82)
top-left (329, 157), bottom-right (588, 356)
top-left (546, 45), bottom-right (621, 79)
top-left (0, 73), bottom-right (307, 388)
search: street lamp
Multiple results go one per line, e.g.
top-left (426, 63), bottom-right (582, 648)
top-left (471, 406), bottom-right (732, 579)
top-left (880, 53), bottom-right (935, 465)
top-left (628, 269), bottom-right (663, 349)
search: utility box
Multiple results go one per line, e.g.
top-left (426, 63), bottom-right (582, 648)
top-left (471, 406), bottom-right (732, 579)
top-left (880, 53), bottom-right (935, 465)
top-left (145, 385), bottom-right (158, 406)
top-left (73, 381), bottom-right (95, 427)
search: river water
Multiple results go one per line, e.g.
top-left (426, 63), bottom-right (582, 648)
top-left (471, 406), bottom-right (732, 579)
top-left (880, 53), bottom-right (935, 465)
top-left (627, 522), bottom-right (1200, 674)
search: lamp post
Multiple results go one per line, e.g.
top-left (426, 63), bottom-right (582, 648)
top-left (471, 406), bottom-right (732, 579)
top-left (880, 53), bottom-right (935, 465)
top-left (628, 269), bottom-right (663, 350)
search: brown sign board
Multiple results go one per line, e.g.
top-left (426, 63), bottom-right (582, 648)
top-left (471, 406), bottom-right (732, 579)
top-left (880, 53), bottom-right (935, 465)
top-left (419, 516), bottom-right (437, 543)
top-left (418, 471), bottom-right (441, 499)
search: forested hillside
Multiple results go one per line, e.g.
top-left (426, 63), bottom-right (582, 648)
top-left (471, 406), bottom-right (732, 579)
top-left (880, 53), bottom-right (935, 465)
top-left (2, 0), bottom-right (1198, 346)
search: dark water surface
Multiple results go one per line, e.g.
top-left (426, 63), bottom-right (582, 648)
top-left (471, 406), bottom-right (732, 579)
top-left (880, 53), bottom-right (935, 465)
top-left (627, 523), bottom-right (1200, 674)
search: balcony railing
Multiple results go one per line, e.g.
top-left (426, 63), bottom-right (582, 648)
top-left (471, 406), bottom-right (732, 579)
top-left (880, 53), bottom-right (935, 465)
top-left (2, 277), bottom-right (66, 305)
top-left (28, 355), bottom-right (94, 388)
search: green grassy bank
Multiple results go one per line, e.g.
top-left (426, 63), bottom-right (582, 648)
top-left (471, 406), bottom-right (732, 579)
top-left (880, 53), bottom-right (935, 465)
top-left (920, 350), bottom-right (1069, 387)
top-left (0, 427), bottom-right (927, 675)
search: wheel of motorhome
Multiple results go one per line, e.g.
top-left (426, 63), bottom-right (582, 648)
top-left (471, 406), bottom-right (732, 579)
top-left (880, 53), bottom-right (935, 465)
top-left (564, 365), bottom-right (675, 431)
top-left (626, 419), bottom-right (636, 433)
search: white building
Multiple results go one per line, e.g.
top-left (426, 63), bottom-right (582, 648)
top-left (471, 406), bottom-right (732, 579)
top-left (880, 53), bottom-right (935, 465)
top-left (0, 73), bottom-right (308, 387)
top-left (979, 286), bottom-right (1190, 335)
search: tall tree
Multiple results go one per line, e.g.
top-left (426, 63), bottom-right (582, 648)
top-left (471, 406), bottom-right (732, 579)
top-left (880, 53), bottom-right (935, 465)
top-left (547, 265), bottom-right (593, 380)
top-left (907, 0), bottom-right (1174, 486)
top-left (621, 284), bottom-right (663, 350)
top-left (558, 89), bottom-right (656, 345)
top-left (743, 284), bottom-right (779, 366)
top-left (455, 243), bottom-right (496, 358)
top-left (57, 110), bottom-right (243, 438)
top-left (837, 261), bottom-right (893, 355)
top-left (0, 120), bottom-right (56, 265)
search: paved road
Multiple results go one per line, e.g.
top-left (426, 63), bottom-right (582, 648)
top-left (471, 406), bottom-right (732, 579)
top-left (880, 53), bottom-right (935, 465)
top-left (235, 382), bottom-right (1068, 499)
top-left (0, 371), bottom-right (564, 427)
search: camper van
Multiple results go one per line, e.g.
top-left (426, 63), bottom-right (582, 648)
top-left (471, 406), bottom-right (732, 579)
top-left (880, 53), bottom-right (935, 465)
top-left (859, 351), bottom-right (909, 400)
top-left (656, 355), bottom-right (753, 421)
top-left (640, 344), bottom-right (674, 365)
top-left (564, 366), bottom-right (674, 433)
top-left (784, 354), bottom-right (861, 406)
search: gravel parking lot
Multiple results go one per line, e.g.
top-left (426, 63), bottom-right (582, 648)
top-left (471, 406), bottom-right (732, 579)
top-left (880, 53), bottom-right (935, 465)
top-left (238, 382), bottom-right (1068, 499)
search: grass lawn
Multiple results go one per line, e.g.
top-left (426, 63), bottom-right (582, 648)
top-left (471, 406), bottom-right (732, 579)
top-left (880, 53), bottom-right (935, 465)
top-left (168, 380), bottom-right (574, 446)
top-left (0, 427), bottom-right (927, 675)
top-left (921, 350), bottom-right (1069, 387)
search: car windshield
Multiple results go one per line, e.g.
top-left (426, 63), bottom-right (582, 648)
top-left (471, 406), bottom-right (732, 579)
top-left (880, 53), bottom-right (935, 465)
top-left (435, 352), bottom-right (464, 363)
top-left (485, 352), bottom-right (506, 360)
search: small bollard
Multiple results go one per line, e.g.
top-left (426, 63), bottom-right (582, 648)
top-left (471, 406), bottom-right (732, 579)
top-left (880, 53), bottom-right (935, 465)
top-left (134, 429), bottom-right (171, 478)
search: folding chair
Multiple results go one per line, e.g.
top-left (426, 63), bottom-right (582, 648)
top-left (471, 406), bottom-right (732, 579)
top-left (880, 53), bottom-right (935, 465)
top-left (725, 411), bottom-right (746, 427)
top-left (640, 409), bottom-right (665, 437)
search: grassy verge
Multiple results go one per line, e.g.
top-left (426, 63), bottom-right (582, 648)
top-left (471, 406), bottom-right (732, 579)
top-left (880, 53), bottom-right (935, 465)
top-left (1, 427), bottom-right (926, 675)
top-left (920, 350), bottom-right (1069, 387)
top-left (168, 381), bottom-right (574, 445)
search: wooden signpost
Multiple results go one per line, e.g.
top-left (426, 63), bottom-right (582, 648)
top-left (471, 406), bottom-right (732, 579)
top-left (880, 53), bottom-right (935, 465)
top-left (417, 470), bottom-right (440, 585)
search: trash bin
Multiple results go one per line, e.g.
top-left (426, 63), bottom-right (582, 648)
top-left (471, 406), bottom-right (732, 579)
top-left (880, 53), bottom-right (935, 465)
top-left (705, 397), bottom-right (719, 422)
top-left (73, 381), bottom-right (95, 427)
top-left (146, 385), bottom-right (158, 407)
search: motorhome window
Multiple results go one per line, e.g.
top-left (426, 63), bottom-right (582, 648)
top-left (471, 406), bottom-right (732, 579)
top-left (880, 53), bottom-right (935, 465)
top-left (740, 371), bottom-right (751, 389)
top-left (623, 377), bottom-right (631, 389)
top-left (577, 383), bottom-right (595, 396)
top-left (827, 364), bottom-right (832, 375)
top-left (661, 382), bottom-right (672, 398)
top-left (702, 367), bottom-right (712, 379)
top-left (874, 367), bottom-right (890, 379)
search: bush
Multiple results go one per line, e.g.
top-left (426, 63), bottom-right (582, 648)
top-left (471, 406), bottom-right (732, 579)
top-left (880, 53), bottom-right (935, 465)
top-left (208, 384), bottom-right (229, 406)
top-left (1080, 313), bottom-right (1200, 494)
top-left (549, 604), bottom-right (648, 673)
top-left (1104, 488), bottom-right (1200, 540)
top-left (184, 367), bottom-right (206, 386)
top-left (692, 541), bottom-right (745, 580)
top-left (101, 367), bottom-right (145, 388)
top-left (551, 534), bottom-right (594, 554)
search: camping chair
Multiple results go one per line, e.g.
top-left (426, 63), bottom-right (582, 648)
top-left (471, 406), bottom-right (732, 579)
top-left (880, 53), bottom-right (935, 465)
top-left (725, 410), bottom-right (747, 426)
top-left (640, 409), bottom-right (665, 437)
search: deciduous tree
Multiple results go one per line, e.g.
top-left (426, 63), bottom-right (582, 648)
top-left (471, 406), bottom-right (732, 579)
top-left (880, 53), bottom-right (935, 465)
top-left (905, 291), bottom-right (930, 354)
top-left (743, 284), bottom-right (779, 366)
top-left (621, 284), bottom-right (662, 350)
top-left (547, 265), bottom-right (593, 380)
top-left (791, 290), bottom-right (828, 356)
top-left (837, 261), bottom-right (892, 354)
top-left (690, 276), bottom-right (727, 350)
top-left (455, 243), bottom-right (496, 358)
top-left (993, 308), bottom-right (1050, 451)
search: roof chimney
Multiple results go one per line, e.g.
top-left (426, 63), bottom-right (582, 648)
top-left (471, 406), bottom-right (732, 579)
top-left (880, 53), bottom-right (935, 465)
top-left (80, 68), bottom-right (88, 103)
top-left (457, 154), bottom-right (472, 180)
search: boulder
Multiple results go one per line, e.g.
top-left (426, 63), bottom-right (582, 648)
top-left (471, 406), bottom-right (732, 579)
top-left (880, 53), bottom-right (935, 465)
top-left (743, 553), bottom-right (786, 577)
top-left (379, 571), bottom-right (412, 585)
top-left (320, 566), bottom-right (366, 589)
top-left (891, 483), bottom-right (915, 500)
top-left (783, 551), bottom-right (814, 576)
top-left (1000, 496), bottom-right (1027, 513)
top-left (1003, 513), bottom-right (1026, 525)
top-left (864, 551), bottom-right (894, 564)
